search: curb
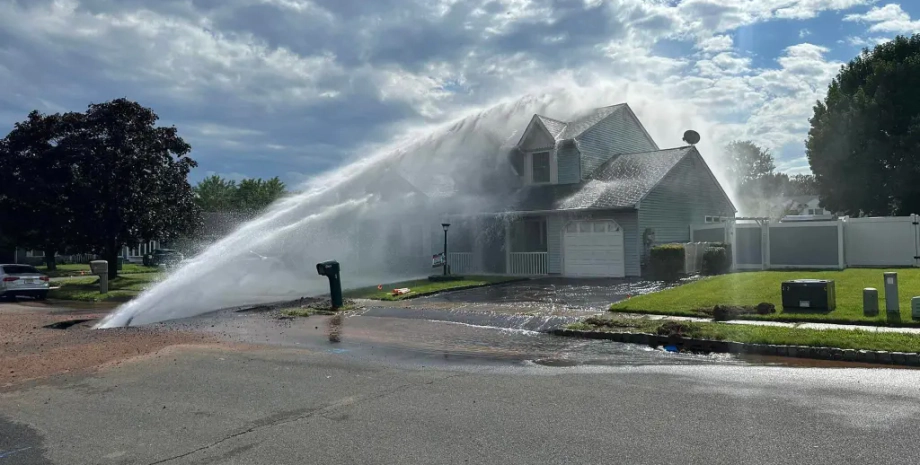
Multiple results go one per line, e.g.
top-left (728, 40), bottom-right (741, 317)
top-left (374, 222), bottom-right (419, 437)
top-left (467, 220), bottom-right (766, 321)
top-left (549, 329), bottom-right (920, 367)
top-left (365, 278), bottom-right (531, 301)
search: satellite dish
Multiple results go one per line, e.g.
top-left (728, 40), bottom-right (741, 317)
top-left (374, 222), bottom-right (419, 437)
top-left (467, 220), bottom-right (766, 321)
top-left (683, 130), bottom-right (701, 145)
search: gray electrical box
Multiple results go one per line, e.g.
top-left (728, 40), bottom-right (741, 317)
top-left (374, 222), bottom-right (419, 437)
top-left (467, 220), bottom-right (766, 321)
top-left (864, 288), bottom-right (879, 317)
top-left (884, 272), bottom-right (899, 314)
top-left (912, 296), bottom-right (920, 320)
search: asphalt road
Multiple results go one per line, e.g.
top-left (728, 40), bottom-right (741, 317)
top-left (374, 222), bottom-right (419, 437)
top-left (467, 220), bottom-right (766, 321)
top-left (3, 309), bottom-right (920, 465)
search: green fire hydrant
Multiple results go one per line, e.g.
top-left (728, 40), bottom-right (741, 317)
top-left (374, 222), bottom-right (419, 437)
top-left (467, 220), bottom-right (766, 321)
top-left (316, 260), bottom-right (343, 309)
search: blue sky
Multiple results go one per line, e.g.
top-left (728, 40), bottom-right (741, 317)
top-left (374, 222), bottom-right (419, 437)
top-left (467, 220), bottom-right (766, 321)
top-left (1, 0), bottom-right (918, 185)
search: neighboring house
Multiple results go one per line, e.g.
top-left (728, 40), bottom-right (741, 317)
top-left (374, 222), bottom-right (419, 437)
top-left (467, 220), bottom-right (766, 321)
top-left (14, 241), bottom-right (165, 265)
top-left (783, 195), bottom-right (833, 216)
top-left (444, 103), bottom-right (736, 278)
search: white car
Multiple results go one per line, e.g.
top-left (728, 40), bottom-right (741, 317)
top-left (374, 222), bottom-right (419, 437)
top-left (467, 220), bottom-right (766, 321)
top-left (0, 264), bottom-right (51, 300)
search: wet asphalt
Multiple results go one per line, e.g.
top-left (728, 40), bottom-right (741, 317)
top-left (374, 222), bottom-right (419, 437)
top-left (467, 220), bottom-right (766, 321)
top-left (3, 278), bottom-right (920, 464)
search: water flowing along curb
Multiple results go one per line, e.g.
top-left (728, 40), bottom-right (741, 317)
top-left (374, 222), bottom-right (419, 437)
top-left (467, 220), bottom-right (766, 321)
top-left (549, 329), bottom-right (920, 367)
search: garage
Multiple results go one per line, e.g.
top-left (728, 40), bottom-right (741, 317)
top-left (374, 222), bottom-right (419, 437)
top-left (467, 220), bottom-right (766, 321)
top-left (563, 220), bottom-right (625, 277)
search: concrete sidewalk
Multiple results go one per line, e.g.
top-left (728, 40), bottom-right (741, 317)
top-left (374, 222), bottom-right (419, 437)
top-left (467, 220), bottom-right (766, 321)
top-left (612, 311), bottom-right (920, 334)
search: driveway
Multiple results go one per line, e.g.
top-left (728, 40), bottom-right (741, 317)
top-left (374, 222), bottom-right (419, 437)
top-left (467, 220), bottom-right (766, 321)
top-left (418, 277), bottom-right (680, 310)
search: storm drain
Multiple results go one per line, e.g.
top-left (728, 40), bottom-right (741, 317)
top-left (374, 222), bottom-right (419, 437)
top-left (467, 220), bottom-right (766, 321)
top-left (43, 319), bottom-right (95, 330)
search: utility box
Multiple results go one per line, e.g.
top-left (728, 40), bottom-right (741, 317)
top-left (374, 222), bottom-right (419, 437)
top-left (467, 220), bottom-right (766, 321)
top-left (911, 296), bottom-right (920, 320)
top-left (781, 279), bottom-right (836, 311)
top-left (89, 260), bottom-right (108, 275)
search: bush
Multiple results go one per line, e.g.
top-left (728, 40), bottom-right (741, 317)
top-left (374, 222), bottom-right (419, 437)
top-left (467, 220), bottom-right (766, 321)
top-left (650, 244), bottom-right (685, 281)
top-left (702, 245), bottom-right (731, 275)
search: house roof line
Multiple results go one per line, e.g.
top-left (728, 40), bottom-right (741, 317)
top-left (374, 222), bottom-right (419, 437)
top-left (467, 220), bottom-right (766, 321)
top-left (631, 145), bottom-right (737, 213)
top-left (619, 103), bottom-right (659, 151)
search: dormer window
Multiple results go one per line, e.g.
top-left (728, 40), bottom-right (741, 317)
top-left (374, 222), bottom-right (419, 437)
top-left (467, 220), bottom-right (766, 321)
top-left (532, 152), bottom-right (551, 184)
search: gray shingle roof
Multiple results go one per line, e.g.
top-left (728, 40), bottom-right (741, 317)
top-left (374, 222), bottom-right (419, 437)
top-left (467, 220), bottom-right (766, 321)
top-left (502, 146), bottom-right (694, 212)
top-left (558, 104), bottom-right (626, 140)
top-left (536, 115), bottom-right (566, 138)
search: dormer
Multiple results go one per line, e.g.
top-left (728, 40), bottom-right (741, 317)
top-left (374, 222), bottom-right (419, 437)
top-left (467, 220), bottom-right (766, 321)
top-left (515, 115), bottom-right (563, 185)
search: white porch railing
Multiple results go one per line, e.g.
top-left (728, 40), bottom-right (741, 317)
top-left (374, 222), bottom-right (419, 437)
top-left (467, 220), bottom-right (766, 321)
top-left (509, 252), bottom-right (548, 275)
top-left (448, 252), bottom-right (473, 274)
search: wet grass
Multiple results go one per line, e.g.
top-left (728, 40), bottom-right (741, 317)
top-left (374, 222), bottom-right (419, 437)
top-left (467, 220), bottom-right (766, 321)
top-left (48, 273), bottom-right (163, 302)
top-left (37, 263), bottom-right (161, 278)
top-left (345, 275), bottom-right (523, 301)
top-left (610, 269), bottom-right (920, 326)
top-left (570, 316), bottom-right (920, 353)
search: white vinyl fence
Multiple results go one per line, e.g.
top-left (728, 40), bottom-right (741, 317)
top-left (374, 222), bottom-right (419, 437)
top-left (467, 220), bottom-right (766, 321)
top-left (509, 252), bottom-right (548, 275)
top-left (448, 252), bottom-right (473, 274)
top-left (690, 215), bottom-right (920, 270)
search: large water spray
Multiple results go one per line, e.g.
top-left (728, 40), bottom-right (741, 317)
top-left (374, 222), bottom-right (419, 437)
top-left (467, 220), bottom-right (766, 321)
top-left (96, 86), bottom-right (728, 328)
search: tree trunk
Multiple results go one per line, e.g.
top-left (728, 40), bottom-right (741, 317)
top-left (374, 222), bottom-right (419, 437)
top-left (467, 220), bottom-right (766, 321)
top-left (44, 248), bottom-right (57, 271)
top-left (105, 239), bottom-right (120, 280)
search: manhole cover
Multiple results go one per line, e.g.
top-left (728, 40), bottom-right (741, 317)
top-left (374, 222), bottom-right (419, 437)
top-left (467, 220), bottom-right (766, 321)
top-left (44, 319), bottom-right (95, 330)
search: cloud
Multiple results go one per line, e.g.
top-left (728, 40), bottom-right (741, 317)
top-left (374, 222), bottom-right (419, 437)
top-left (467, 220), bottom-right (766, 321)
top-left (0, 0), bottom-right (880, 183)
top-left (799, 28), bottom-right (812, 38)
top-left (844, 4), bottom-right (920, 33)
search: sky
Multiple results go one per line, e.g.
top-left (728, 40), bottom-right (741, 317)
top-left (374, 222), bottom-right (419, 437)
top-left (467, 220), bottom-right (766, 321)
top-left (1, 0), bottom-right (919, 186)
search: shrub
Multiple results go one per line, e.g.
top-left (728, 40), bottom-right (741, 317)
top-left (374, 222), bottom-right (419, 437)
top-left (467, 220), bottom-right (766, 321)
top-left (650, 244), bottom-right (685, 281)
top-left (702, 245), bottom-right (731, 275)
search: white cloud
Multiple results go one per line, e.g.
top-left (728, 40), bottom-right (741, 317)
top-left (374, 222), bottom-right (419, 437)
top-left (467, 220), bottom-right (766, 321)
top-left (696, 35), bottom-right (735, 52)
top-left (846, 36), bottom-right (893, 47)
top-left (844, 4), bottom-right (920, 33)
top-left (799, 28), bottom-right (812, 38)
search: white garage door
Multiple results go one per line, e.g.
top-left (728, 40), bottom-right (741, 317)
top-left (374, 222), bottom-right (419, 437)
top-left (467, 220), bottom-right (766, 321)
top-left (563, 220), bottom-right (625, 277)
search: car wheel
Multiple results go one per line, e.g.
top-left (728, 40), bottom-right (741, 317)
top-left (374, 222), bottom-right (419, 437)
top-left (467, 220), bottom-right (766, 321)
top-left (36, 291), bottom-right (48, 301)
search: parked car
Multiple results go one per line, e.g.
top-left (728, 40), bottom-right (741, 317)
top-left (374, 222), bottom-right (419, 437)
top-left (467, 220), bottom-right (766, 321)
top-left (143, 249), bottom-right (185, 267)
top-left (0, 264), bottom-right (50, 300)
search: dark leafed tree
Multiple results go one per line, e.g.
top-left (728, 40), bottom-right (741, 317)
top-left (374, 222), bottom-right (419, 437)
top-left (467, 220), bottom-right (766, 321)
top-left (193, 175), bottom-right (238, 212)
top-left (65, 99), bottom-right (200, 278)
top-left (0, 111), bottom-right (76, 270)
top-left (807, 34), bottom-right (920, 216)
top-left (234, 177), bottom-right (286, 212)
top-left (723, 140), bottom-right (776, 190)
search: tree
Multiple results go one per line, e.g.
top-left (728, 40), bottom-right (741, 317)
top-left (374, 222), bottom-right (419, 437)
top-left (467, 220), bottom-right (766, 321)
top-left (722, 140), bottom-right (776, 190)
top-left (63, 99), bottom-right (200, 278)
top-left (235, 177), bottom-right (286, 212)
top-left (193, 175), bottom-right (286, 213)
top-left (0, 111), bottom-right (77, 270)
top-left (194, 175), bottom-right (237, 211)
top-left (807, 34), bottom-right (920, 216)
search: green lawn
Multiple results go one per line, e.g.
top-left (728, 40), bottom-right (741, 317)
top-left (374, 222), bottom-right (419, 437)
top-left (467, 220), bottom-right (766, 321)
top-left (36, 263), bottom-right (161, 278)
top-left (48, 273), bottom-right (163, 302)
top-left (345, 276), bottom-right (523, 301)
top-left (569, 316), bottom-right (920, 353)
top-left (611, 269), bottom-right (920, 326)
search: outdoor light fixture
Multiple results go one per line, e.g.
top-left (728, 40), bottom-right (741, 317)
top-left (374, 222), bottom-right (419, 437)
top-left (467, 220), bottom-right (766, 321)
top-left (442, 223), bottom-right (450, 231)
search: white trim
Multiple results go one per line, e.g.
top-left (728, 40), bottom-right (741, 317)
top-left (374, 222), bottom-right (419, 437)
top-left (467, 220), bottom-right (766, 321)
top-left (523, 150), bottom-right (558, 185)
top-left (770, 220), bottom-right (840, 228)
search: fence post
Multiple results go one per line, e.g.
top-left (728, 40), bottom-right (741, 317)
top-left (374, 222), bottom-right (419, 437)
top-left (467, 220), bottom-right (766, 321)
top-left (837, 218), bottom-right (845, 270)
top-left (913, 213), bottom-right (920, 268)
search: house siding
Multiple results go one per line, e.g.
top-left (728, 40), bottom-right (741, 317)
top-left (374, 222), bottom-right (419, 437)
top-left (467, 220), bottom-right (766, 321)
top-left (556, 144), bottom-right (581, 184)
top-left (547, 209), bottom-right (640, 277)
top-left (638, 152), bottom-right (735, 247)
top-left (577, 109), bottom-right (657, 178)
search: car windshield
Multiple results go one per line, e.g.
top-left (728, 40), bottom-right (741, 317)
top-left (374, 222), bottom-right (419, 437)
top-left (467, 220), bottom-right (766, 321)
top-left (2, 265), bottom-right (40, 274)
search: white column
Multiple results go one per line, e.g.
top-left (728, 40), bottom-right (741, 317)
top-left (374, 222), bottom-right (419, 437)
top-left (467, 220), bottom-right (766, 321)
top-left (504, 217), bottom-right (511, 275)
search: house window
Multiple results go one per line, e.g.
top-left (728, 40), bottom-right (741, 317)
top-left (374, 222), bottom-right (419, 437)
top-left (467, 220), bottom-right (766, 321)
top-left (26, 250), bottom-right (45, 257)
top-left (531, 152), bottom-right (550, 183)
top-left (704, 216), bottom-right (724, 224)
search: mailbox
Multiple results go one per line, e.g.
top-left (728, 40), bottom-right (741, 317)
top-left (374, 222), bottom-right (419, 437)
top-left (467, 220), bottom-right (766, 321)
top-left (316, 260), bottom-right (343, 308)
top-left (90, 260), bottom-right (108, 275)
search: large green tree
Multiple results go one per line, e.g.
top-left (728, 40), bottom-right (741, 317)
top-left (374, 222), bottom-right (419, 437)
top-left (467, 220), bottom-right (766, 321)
top-left (807, 34), bottom-right (920, 216)
top-left (62, 99), bottom-right (200, 278)
top-left (193, 175), bottom-right (286, 213)
top-left (193, 175), bottom-right (238, 211)
top-left (723, 140), bottom-right (777, 190)
top-left (0, 111), bottom-right (78, 270)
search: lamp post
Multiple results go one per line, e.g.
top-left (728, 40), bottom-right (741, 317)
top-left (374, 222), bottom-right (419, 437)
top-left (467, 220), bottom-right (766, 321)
top-left (442, 223), bottom-right (450, 276)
